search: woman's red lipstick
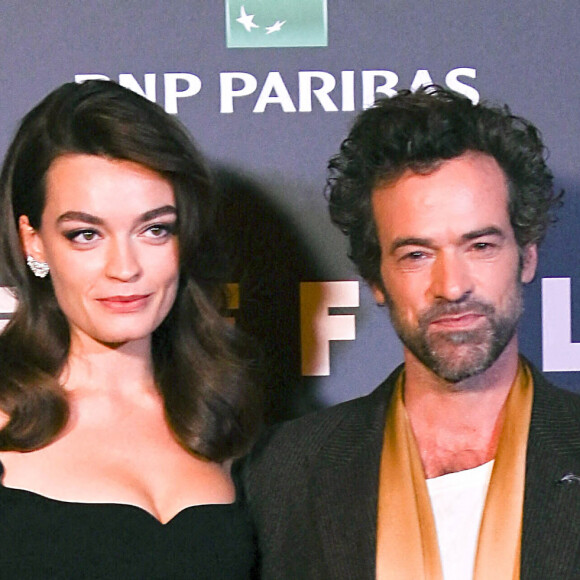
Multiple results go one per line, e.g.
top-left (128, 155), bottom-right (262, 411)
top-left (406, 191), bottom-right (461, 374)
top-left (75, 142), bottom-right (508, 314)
top-left (97, 294), bottom-right (150, 312)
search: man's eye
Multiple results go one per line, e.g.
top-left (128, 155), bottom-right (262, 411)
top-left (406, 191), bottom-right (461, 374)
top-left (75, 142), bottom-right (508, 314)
top-left (404, 251), bottom-right (426, 260)
top-left (472, 242), bottom-right (496, 252)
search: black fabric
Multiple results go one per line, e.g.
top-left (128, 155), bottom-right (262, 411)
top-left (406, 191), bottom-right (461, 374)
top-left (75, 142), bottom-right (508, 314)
top-left (0, 468), bottom-right (256, 579)
top-left (241, 362), bottom-right (580, 580)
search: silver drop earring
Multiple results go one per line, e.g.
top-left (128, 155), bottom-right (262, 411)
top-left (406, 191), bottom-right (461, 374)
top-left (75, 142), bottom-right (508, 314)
top-left (26, 255), bottom-right (50, 278)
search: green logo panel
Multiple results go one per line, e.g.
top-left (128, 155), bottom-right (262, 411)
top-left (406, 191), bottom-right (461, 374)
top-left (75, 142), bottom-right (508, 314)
top-left (226, 0), bottom-right (328, 48)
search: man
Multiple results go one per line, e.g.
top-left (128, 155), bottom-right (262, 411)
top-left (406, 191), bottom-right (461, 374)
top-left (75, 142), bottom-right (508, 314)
top-left (242, 87), bottom-right (580, 579)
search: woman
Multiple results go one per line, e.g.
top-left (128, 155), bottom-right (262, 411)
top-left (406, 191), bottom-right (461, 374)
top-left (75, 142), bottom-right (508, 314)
top-left (0, 80), bottom-right (261, 578)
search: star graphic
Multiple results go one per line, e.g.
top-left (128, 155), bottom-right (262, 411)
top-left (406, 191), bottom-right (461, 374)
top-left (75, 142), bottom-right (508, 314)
top-left (265, 20), bottom-right (286, 34)
top-left (236, 6), bottom-right (259, 32)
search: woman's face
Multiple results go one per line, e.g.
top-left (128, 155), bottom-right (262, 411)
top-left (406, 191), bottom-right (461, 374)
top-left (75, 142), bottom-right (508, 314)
top-left (20, 154), bottom-right (180, 350)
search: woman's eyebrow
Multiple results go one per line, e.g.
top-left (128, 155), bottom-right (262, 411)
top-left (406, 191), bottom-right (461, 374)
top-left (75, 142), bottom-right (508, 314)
top-left (56, 211), bottom-right (103, 225)
top-left (137, 205), bottom-right (177, 224)
top-left (55, 205), bottom-right (177, 226)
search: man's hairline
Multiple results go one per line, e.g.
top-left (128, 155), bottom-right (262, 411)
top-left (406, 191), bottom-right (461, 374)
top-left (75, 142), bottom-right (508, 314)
top-left (364, 152), bottom-right (534, 291)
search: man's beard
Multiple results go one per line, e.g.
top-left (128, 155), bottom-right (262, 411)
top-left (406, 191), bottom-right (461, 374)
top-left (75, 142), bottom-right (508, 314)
top-left (386, 285), bottom-right (523, 384)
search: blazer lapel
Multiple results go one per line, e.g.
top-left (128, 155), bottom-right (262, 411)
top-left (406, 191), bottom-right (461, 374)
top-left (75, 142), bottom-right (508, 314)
top-left (521, 370), bottom-right (580, 579)
top-left (309, 373), bottom-right (398, 579)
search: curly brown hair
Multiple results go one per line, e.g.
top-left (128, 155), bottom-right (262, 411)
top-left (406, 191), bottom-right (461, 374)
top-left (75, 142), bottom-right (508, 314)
top-left (327, 86), bottom-right (562, 287)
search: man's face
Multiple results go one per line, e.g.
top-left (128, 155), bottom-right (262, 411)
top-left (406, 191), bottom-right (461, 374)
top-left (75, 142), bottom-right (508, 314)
top-left (371, 152), bottom-right (537, 383)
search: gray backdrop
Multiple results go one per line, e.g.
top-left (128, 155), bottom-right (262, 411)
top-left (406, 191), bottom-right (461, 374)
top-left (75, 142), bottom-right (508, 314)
top-left (1, 1), bottom-right (579, 422)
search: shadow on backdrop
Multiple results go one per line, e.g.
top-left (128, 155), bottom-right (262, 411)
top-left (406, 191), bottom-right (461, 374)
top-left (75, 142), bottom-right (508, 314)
top-left (215, 166), bottom-right (326, 425)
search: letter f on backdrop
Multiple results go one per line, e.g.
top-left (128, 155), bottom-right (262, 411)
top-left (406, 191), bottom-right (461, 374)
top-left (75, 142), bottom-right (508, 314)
top-left (300, 281), bottom-right (359, 376)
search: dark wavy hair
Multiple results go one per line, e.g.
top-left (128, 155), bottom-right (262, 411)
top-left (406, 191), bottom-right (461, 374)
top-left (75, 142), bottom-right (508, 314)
top-left (0, 80), bottom-right (261, 460)
top-left (327, 86), bottom-right (562, 287)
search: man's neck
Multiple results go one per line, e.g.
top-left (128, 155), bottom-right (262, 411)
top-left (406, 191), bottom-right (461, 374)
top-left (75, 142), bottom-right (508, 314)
top-left (402, 338), bottom-right (520, 478)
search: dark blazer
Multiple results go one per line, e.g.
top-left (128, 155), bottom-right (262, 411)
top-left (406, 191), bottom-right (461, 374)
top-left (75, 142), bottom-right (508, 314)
top-left (241, 364), bottom-right (580, 579)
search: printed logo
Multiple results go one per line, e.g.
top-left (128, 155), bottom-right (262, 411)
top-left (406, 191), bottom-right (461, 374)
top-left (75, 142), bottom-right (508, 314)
top-left (225, 0), bottom-right (327, 48)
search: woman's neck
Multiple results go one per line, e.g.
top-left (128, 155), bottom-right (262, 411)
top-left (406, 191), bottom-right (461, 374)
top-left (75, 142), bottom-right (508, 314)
top-left (63, 334), bottom-right (157, 397)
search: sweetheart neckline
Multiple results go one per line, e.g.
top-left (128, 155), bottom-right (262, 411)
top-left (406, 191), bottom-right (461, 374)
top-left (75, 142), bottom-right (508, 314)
top-left (0, 482), bottom-right (240, 526)
top-left (0, 458), bottom-right (239, 526)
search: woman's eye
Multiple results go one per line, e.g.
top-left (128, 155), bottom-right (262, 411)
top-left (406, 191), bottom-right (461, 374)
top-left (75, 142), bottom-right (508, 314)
top-left (143, 223), bottom-right (175, 239)
top-left (65, 229), bottom-right (100, 244)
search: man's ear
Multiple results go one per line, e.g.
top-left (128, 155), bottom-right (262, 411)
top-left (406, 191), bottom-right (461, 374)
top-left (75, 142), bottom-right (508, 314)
top-left (18, 215), bottom-right (46, 262)
top-left (371, 283), bottom-right (387, 306)
top-left (520, 243), bottom-right (538, 284)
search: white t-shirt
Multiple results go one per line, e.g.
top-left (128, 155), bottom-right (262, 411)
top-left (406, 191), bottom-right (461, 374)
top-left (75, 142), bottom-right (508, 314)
top-left (426, 460), bottom-right (494, 580)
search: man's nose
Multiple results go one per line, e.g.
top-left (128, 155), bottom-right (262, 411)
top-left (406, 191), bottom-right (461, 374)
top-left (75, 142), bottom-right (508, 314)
top-left (429, 251), bottom-right (473, 302)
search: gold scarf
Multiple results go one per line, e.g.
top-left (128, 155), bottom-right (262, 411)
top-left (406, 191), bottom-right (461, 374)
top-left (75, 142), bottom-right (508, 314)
top-left (376, 361), bottom-right (533, 579)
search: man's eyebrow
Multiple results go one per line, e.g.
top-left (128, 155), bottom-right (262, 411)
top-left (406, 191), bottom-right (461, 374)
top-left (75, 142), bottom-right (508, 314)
top-left (56, 205), bottom-right (177, 226)
top-left (461, 226), bottom-right (505, 242)
top-left (389, 227), bottom-right (506, 253)
top-left (390, 237), bottom-right (434, 253)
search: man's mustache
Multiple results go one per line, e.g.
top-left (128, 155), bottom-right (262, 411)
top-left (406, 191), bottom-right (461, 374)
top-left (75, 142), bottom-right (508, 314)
top-left (418, 300), bottom-right (495, 328)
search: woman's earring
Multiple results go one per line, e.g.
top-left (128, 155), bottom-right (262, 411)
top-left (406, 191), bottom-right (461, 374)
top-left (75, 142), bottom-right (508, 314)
top-left (26, 256), bottom-right (50, 278)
